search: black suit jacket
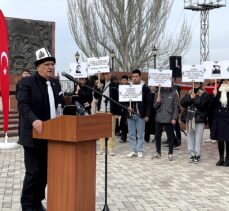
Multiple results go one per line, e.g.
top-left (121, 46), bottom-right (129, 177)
top-left (17, 72), bottom-right (64, 147)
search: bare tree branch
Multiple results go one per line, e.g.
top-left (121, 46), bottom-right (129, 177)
top-left (67, 0), bottom-right (192, 71)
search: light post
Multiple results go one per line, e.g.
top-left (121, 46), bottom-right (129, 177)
top-left (75, 51), bottom-right (80, 63)
top-left (152, 46), bottom-right (157, 69)
top-left (111, 49), bottom-right (115, 71)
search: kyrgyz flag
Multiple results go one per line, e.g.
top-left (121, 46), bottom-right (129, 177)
top-left (0, 10), bottom-right (9, 133)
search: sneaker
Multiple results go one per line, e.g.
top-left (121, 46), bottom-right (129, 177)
top-left (110, 150), bottom-right (115, 156)
top-left (96, 151), bottom-right (104, 155)
top-left (189, 156), bottom-right (195, 163)
top-left (193, 155), bottom-right (200, 163)
top-left (205, 138), bottom-right (212, 142)
top-left (137, 152), bottom-right (143, 158)
top-left (168, 154), bottom-right (173, 161)
top-left (211, 140), bottom-right (217, 143)
top-left (152, 153), bottom-right (161, 159)
top-left (126, 152), bottom-right (137, 157)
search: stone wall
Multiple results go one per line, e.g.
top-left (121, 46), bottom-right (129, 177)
top-left (6, 17), bottom-right (55, 74)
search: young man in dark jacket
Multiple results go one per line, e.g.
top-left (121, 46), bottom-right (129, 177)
top-left (153, 87), bottom-right (179, 161)
top-left (125, 69), bottom-right (152, 158)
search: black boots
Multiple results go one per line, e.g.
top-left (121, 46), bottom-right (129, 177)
top-left (216, 155), bottom-right (229, 166)
top-left (223, 157), bottom-right (229, 167)
top-left (216, 155), bottom-right (224, 166)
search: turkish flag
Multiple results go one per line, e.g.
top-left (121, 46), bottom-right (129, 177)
top-left (0, 10), bottom-right (9, 133)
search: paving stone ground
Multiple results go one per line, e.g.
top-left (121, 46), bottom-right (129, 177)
top-left (0, 129), bottom-right (229, 211)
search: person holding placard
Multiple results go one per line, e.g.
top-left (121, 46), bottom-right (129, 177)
top-left (71, 78), bottom-right (93, 114)
top-left (119, 75), bottom-right (129, 143)
top-left (211, 79), bottom-right (229, 166)
top-left (153, 87), bottom-right (179, 161)
top-left (180, 82), bottom-right (209, 163)
top-left (125, 69), bottom-right (152, 158)
top-left (94, 72), bottom-right (121, 156)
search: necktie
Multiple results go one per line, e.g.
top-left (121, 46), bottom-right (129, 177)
top-left (46, 81), bottom-right (56, 119)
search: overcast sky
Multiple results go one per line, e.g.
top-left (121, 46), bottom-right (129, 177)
top-left (0, 0), bottom-right (228, 74)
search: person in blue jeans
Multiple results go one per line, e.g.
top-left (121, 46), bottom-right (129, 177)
top-left (122, 69), bottom-right (152, 158)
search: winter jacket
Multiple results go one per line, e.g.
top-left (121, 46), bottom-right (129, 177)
top-left (154, 88), bottom-right (179, 123)
top-left (71, 85), bottom-right (93, 113)
top-left (180, 90), bottom-right (209, 124)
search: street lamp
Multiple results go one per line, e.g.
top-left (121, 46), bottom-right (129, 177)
top-left (75, 51), bottom-right (80, 63)
top-left (111, 49), bottom-right (115, 71)
top-left (152, 46), bottom-right (157, 69)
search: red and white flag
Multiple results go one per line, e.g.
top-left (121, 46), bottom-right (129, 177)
top-left (0, 9), bottom-right (9, 133)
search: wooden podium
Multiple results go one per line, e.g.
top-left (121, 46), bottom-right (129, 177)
top-left (33, 113), bottom-right (112, 211)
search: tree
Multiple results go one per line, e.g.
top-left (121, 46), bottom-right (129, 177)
top-left (67, 0), bottom-right (191, 71)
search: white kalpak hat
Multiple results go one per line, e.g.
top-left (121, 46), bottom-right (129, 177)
top-left (34, 47), bottom-right (56, 67)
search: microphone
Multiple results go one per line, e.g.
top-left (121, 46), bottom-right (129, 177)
top-left (61, 71), bottom-right (78, 83)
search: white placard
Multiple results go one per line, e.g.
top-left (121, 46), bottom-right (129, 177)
top-left (69, 62), bottom-right (88, 78)
top-left (182, 64), bottom-right (204, 82)
top-left (148, 69), bottom-right (172, 87)
top-left (88, 56), bottom-right (110, 75)
top-left (119, 84), bottom-right (142, 102)
top-left (202, 60), bottom-right (229, 79)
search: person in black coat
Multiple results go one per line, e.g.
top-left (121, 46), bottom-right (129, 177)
top-left (71, 78), bottom-right (93, 114)
top-left (206, 80), bottom-right (219, 142)
top-left (211, 79), bottom-right (229, 166)
top-left (180, 82), bottom-right (209, 163)
top-left (144, 86), bottom-right (156, 143)
top-left (119, 75), bottom-right (129, 143)
top-left (17, 48), bottom-right (64, 211)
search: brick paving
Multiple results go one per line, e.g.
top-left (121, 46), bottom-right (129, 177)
top-left (0, 129), bottom-right (229, 211)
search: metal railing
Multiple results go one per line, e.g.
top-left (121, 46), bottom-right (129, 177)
top-left (60, 80), bottom-right (74, 93)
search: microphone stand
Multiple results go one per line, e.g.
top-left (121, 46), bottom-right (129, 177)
top-left (61, 72), bottom-right (139, 211)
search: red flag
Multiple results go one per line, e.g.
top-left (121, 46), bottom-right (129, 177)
top-left (0, 10), bottom-right (9, 133)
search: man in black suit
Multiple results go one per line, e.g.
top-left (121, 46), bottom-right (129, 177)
top-left (17, 48), bottom-right (64, 211)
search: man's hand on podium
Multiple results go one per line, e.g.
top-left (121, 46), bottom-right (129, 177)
top-left (32, 120), bottom-right (43, 134)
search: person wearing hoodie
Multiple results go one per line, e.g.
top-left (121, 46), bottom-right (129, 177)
top-left (180, 82), bottom-right (210, 163)
top-left (211, 79), bottom-right (229, 166)
top-left (153, 87), bottom-right (179, 161)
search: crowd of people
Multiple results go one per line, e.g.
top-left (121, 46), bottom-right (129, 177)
top-left (16, 47), bottom-right (229, 211)
top-left (68, 66), bottom-right (229, 167)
